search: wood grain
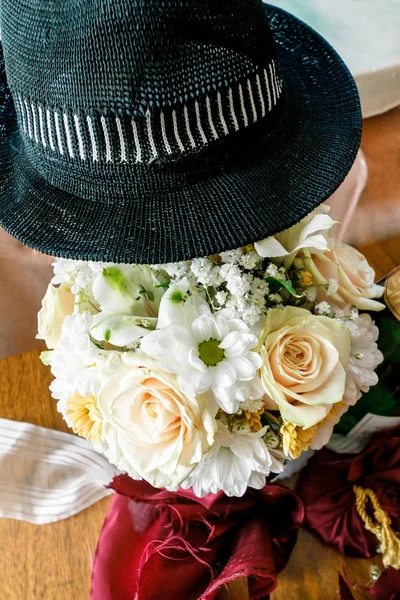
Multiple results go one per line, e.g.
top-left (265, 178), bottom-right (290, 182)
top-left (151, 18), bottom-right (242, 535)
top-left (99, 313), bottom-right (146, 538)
top-left (346, 107), bottom-right (400, 248)
top-left (271, 529), bottom-right (381, 600)
top-left (0, 229), bottom-right (52, 359)
top-left (0, 350), bottom-right (111, 600)
top-left (359, 235), bottom-right (400, 282)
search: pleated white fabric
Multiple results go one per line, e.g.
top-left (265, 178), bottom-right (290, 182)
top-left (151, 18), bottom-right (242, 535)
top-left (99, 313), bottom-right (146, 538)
top-left (0, 419), bottom-right (116, 524)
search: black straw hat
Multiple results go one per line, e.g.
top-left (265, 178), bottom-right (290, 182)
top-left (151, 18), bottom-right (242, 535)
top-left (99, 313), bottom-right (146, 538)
top-left (0, 1), bottom-right (361, 264)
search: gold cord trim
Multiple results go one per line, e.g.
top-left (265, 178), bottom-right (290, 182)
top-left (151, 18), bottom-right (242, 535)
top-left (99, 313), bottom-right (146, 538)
top-left (354, 485), bottom-right (400, 570)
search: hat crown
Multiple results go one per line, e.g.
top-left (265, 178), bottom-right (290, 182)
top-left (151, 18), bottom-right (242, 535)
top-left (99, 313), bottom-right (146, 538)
top-left (0, 2), bottom-right (361, 265)
top-left (1, 0), bottom-right (285, 170)
top-left (2, 0), bottom-right (276, 117)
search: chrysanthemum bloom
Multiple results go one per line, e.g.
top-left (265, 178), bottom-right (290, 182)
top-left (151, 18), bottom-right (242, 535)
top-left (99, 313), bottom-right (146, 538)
top-left (65, 393), bottom-right (103, 443)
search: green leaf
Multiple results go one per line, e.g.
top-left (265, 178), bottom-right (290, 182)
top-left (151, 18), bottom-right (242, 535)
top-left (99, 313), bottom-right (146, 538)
top-left (375, 314), bottom-right (400, 362)
top-left (334, 380), bottom-right (398, 435)
top-left (265, 277), bottom-right (302, 298)
top-left (261, 410), bottom-right (282, 429)
top-left (154, 281), bottom-right (170, 289)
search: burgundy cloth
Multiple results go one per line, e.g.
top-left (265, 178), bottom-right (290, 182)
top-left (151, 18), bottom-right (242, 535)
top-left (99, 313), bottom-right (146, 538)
top-left (91, 476), bottom-right (304, 600)
top-left (338, 569), bottom-right (400, 600)
top-left (338, 573), bottom-right (355, 600)
top-left (297, 426), bottom-right (400, 558)
top-left (369, 568), bottom-right (400, 600)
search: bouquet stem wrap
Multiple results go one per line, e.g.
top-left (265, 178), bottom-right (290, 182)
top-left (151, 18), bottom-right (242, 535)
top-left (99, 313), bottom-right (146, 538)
top-left (91, 476), bottom-right (304, 600)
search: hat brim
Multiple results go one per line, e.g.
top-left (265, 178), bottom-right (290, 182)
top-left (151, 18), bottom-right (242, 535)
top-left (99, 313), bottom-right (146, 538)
top-left (0, 5), bottom-right (361, 264)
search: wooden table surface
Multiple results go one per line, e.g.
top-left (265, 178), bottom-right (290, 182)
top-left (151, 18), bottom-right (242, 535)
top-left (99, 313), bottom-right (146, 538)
top-left (1, 108), bottom-right (400, 599)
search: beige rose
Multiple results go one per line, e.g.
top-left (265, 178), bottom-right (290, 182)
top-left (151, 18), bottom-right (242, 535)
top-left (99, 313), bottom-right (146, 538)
top-left (304, 243), bottom-right (385, 311)
top-left (37, 283), bottom-right (75, 349)
top-left (384, 267), bottom-right (400, 321)
top-left (258, 307), bottom-right (350, 429)
top-left (97, 354), bottom-right (218, 489)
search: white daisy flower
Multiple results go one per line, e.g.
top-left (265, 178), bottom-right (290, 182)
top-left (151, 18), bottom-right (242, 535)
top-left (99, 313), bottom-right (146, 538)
top-left (141, 282), bottom-right (262, 413)
top-left (180, 422), bottom-right (284, 497)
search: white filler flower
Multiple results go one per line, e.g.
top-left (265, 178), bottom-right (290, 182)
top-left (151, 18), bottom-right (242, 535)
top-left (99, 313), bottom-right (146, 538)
top-left (181, 422), bottom-right (284, 497)
top-left (50, 313), bottom-right (105, 402)
top-left (141, 282), bottom-right (262, 413)
top-left (343, 312), bottom-right (384, 405)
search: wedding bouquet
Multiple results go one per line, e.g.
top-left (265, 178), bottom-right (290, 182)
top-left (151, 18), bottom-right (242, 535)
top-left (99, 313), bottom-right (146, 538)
top-left (37, 206), bottom-right (385, 497)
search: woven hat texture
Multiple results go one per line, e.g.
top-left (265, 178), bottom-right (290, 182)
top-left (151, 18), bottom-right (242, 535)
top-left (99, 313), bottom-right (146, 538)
top-left (0, 0), bottom-right (361, 264)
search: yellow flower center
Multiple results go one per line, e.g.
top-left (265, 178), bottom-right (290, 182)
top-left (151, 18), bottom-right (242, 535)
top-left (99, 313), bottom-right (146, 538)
top-left (220, 408), bottom-right (265, 433)
top-left (243, 410), bottom-right (264, 433)
top-left (65, 394), bottom-right (103, 443)
top-left (198, 338), bottom-right (225, 367)
top-left (281, 422), bottom-right (317, 459)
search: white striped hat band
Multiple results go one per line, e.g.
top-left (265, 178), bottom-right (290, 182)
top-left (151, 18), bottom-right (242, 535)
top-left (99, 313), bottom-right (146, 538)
top-left (15, 60), bottom-right (284, 166)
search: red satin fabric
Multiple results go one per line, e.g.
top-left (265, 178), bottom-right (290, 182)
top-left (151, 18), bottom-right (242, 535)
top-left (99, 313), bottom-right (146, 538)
top-left (369, 567), bottom-right (400, 600)
top-left (91, 477), bottom-right (304, 600)
top-left (338, 569), bottom-right (400, 600)
top-left (338, 573), bottom-right (355, 600)
top-left (297, 426), bottom-right (400, 558)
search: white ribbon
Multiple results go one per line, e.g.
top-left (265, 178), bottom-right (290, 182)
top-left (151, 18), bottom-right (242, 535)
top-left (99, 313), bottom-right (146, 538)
top-left (0, 418), bottom-right (116, 524)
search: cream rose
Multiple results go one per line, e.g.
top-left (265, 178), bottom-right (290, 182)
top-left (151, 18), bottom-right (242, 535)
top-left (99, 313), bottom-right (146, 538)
top-left (37, 283), bottom-right (75, 349)
top-left (258, 307), bottom-right (350, 429)
top-left (97, 354), bottom-right (218, 489)
top-left (304, 243), bottom-right (385, 311)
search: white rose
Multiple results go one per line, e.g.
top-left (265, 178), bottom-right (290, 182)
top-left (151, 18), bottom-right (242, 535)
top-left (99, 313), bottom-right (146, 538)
top-left (97, 354), bottom-right (218, 489)
top-left (254, 206), bottom-right (335, 268)
top-left (258, 306), bottom-right (350, 429)
top-left (304, 243), bottom-right (385, 311)
top-left (37, 283), bottom-right (75, 349)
